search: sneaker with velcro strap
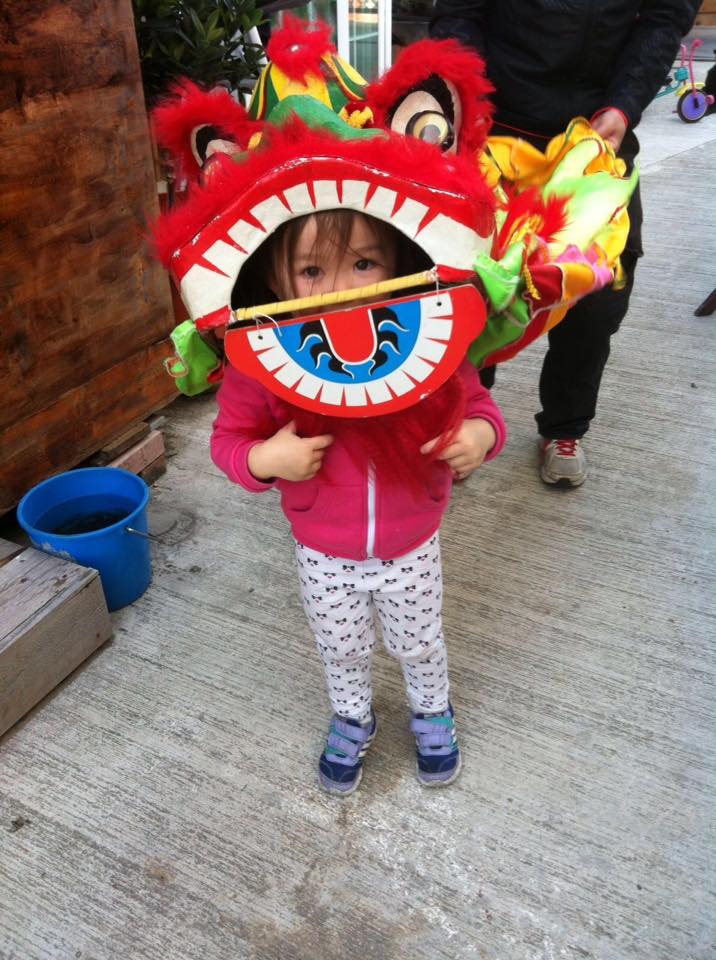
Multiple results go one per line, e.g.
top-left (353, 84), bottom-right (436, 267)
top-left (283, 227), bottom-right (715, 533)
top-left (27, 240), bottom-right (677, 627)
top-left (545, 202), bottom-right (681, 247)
top-left (319, 710), bottom-right (377, 796)
top-left (410, 703), bottom-right (461, 787)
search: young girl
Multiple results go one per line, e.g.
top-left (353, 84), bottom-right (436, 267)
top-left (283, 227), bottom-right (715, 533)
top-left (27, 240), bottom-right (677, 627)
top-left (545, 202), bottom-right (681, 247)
top-left (210, 209), bottom-right (506, 795)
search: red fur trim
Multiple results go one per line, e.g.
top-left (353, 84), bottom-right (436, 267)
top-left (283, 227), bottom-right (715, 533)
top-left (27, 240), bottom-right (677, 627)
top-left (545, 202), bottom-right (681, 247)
top-left (534, 195), bottom-right (569, 245)
top-left (266, 15), bottom-right (335, 82)
top-left (288, 371), bottom-right (466, 490)
top-left (152, 81), bottom-right (261, 181)
top-left (152, 118), bottom-right (495, 266)
top-left (498, 188), bottom-right (568, 254)
top-left (367, 39), bottom-right (494, 156)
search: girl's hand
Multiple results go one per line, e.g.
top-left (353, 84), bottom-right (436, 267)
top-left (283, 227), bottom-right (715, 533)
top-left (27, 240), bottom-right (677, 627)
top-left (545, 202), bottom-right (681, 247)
top-left (248, 421), bottom-right (334, 482)
top-left (420, 418), bottom-right (497, 480)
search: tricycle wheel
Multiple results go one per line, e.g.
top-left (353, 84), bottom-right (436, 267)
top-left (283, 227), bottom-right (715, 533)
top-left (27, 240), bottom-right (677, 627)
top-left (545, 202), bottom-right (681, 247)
top-left (677, 89), bottom-right (708, 122)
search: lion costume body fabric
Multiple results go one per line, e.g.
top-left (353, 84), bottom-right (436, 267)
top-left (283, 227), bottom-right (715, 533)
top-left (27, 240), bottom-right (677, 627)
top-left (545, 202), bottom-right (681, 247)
top-left (152, 17), bottom-right (637, 415)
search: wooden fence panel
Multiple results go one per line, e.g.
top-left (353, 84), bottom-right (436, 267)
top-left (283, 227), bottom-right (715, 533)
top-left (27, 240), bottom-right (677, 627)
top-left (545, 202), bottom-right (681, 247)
top-left (0, 0), bottom-right (177, 510)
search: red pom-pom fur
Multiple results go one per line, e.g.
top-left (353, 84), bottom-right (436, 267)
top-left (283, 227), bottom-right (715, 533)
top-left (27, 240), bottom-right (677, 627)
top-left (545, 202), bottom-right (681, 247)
top-left (152, 81), bottom-right (261, 181)
top-left (367, 39), bottom-right (494, 156)
top-left (266, 14), bottom-right (335, 82)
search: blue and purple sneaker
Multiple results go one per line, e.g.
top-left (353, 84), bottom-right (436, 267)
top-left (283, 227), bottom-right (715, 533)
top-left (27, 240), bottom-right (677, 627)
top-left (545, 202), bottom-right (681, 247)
top-left (319, 711), bottom-right (377, 796)
top-left (410, 703), bottom-right (461, 786)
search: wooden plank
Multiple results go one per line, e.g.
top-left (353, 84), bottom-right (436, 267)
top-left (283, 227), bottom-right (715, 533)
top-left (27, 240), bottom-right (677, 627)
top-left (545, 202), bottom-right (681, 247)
top-left (0, 341), bottom-right (177, 514)
top-left (694, 0), bottom-right (716, 21)
top-left (109, 430), bottom-right (164, 474)
top-left (0, 539), bottom-right (25, 568)
top-left (90, 422), bottom-right (151, 465)
top-left (139, 453), bottom-right (167, 486)
top-left (0, 547), bottom-right (113, 737)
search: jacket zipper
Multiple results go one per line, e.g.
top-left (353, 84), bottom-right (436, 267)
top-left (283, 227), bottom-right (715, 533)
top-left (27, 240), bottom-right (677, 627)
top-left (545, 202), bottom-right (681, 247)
top-left (366, 465), bottom-right (376, 558)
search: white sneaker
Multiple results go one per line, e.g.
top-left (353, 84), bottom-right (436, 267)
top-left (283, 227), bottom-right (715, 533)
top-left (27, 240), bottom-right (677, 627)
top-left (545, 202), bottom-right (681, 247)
top-left (539, 438), bottom-right (587, 487)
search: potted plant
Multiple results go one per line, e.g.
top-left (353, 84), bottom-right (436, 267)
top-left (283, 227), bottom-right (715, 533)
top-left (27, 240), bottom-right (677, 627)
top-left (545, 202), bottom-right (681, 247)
top-left (132, 0), bottom-right (266, 339)
top-left (133, 0), bottom-right (266, 108)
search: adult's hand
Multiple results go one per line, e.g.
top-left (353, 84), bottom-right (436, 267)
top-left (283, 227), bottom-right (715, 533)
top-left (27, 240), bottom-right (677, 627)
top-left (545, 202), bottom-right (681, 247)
top-left (591, 108), bottom-right (628, 151)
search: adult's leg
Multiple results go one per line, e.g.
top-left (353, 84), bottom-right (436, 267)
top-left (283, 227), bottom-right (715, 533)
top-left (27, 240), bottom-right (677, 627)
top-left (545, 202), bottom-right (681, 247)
top-left (536, 248), bottom-right (639, 438)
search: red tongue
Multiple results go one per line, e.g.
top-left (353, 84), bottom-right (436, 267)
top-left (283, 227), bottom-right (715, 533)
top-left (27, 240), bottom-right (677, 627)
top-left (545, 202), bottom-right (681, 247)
top-left (320, 305), bottom-right (377, 365)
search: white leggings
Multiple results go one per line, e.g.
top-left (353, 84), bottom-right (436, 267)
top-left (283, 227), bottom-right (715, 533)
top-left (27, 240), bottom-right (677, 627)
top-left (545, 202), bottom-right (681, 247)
top-left (295, 534), bottom-right (449, 723)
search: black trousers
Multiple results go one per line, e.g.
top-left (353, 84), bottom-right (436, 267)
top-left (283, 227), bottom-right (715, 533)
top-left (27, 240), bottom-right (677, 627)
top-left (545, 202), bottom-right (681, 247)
top-left (480, 127), bottom-right (643, 440)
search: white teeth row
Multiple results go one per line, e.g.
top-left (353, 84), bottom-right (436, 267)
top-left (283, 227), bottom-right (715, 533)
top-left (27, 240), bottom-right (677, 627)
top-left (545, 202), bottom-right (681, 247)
top-left (240, 292), bottom-right (454, 409)
top-left (180, 179), bottom-right (492, 321)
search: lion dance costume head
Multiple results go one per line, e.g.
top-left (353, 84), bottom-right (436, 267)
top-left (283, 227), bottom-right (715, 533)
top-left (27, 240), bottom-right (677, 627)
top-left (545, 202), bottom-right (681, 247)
top-left (151, 16), bottom-right (636, 466)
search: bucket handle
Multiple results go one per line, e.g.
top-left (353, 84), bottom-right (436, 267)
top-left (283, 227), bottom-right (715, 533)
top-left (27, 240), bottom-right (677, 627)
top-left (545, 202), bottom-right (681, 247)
top-left (126, 526), bottom-right (163, 541)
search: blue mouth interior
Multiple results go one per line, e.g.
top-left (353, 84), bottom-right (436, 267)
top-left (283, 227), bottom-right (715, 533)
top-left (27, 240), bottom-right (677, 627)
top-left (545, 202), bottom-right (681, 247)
top-left (277, 298), bottom-right (422, 383)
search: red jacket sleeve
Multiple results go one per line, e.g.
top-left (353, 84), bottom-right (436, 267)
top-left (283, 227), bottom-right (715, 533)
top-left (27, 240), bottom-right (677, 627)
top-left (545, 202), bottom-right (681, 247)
top-left (460, 358), bottom-right (507, 461)
top-left (210, 364), bottom-right (280, 492)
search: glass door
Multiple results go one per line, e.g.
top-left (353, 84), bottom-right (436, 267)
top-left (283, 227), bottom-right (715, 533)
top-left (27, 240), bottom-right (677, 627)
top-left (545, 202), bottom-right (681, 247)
top-left (336, 0), bottom-right (391, 79)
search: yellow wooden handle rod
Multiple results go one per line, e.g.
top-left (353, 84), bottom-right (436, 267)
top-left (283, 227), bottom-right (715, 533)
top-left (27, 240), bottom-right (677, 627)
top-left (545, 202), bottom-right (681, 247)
top-left (230, 268), bottom-right (437, 324)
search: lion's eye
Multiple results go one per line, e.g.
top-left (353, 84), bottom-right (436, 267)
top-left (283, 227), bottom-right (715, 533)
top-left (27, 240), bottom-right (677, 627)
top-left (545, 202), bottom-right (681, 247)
top-left (388, 83), bottom-right (459, 154)
top-left (406, 111), bottom-right (454, 150)
top-left (191, 124), bottom-right (241, 167)
top-left (192, 124), bottom-right (221, 165)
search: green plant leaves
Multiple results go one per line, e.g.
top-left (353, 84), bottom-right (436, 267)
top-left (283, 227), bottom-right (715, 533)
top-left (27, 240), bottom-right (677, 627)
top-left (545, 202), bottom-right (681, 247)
top-left (132, 0), bottom-right (266, 105)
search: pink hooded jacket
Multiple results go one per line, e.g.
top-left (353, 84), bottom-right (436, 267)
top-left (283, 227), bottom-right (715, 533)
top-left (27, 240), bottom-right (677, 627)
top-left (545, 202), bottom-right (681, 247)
top-left (211, 359), bottom-right (506, 561)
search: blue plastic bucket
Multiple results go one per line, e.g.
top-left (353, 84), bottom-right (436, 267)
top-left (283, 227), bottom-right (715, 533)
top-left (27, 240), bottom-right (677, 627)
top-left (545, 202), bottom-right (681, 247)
top-left (17, 467), bottom-right (152, 612)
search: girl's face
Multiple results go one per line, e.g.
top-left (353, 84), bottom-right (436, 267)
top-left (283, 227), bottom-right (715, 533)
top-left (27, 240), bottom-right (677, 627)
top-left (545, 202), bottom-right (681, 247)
top-left (273, 213), bottom-right (397, 308)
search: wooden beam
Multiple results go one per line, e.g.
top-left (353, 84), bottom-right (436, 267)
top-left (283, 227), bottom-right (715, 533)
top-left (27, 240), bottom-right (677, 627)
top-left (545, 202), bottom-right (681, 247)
top-left (109, 429), bottom-right (165, 474)
top-left (0, 341), bottom-right (177, 513)
top-left (0, 547), bottom-right (113, 737)
top-left (90, 422), bottom-right (152, 465)
top-left (0, 539), bottom-right (25, 568)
